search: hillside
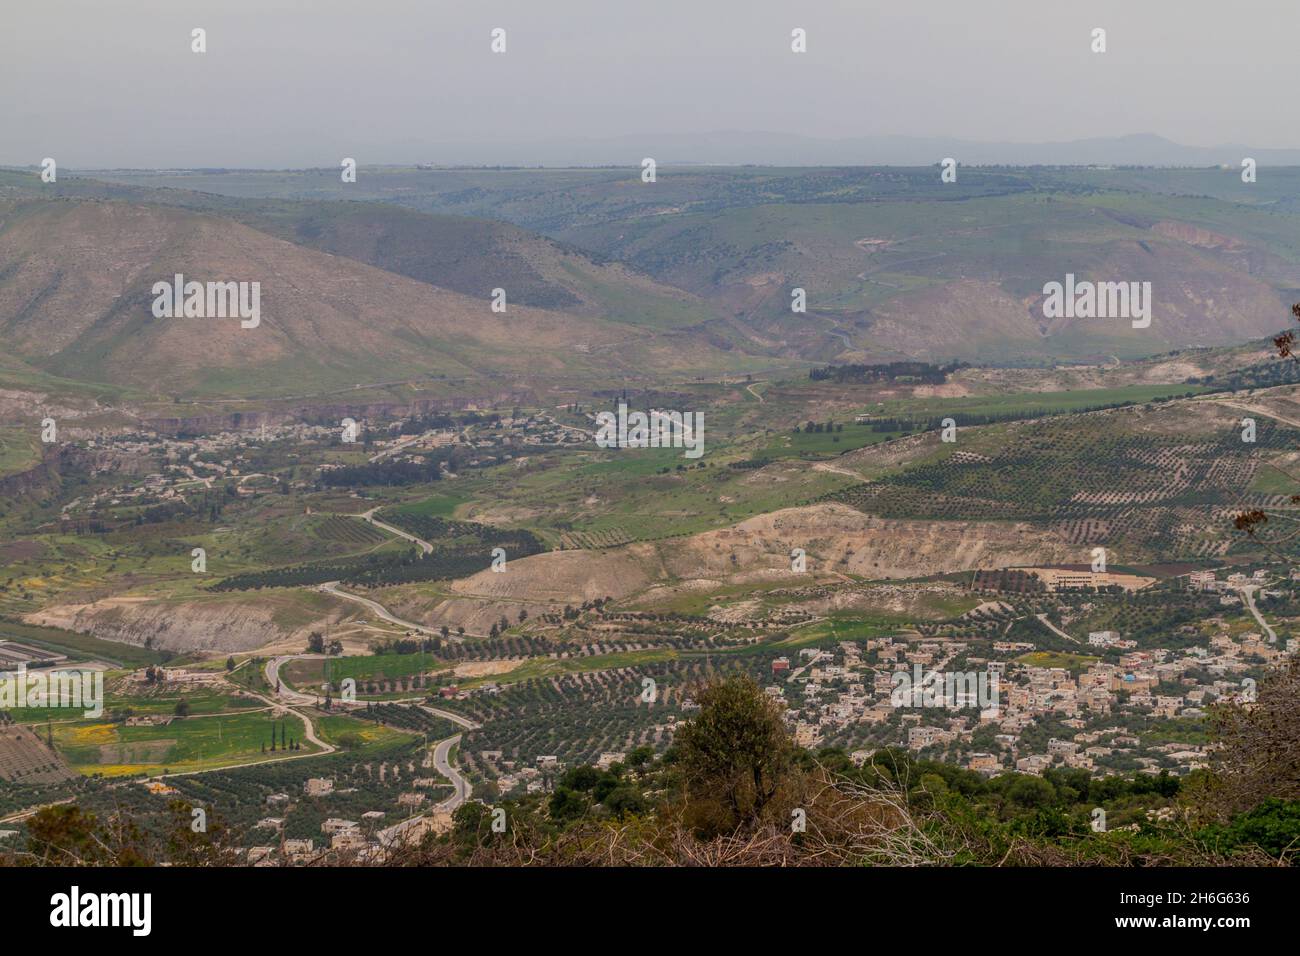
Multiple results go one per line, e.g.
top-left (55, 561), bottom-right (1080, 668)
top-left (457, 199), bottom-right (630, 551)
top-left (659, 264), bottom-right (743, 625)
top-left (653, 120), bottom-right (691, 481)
top-left (0, 168), bottom-right (730, 326)
top-left (0, 198), bottom-right (759, 399)
top-left (569, 195), bottom-right (1295, 364)
top-left (62, 165), bottom-right (1300, 366)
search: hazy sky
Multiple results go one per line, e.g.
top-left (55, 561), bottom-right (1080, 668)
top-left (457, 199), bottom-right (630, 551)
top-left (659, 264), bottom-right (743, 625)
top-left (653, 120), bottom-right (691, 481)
top-left (2, 0), bottom-right (1296, 167)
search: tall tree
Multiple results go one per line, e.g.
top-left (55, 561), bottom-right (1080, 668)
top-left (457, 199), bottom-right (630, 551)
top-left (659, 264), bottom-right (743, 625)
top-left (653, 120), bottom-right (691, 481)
top-left (674, 675), bottom-right (798, 835)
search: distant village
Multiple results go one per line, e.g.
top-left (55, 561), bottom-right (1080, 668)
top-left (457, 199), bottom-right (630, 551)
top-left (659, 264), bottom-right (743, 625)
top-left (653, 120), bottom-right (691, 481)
top-left (55, 410), bottom-right (590, 523)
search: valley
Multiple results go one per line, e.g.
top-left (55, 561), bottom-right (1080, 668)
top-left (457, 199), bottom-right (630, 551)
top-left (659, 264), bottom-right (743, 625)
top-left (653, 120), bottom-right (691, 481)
top-left (2, 163), bottom-right (1299, 867)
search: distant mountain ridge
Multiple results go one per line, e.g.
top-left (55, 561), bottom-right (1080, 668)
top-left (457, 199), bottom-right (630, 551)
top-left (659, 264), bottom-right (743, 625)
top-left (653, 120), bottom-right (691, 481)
top-left (326, 132), bottom-right (1300, 169)
top-left (3, 163), bottom-right (1299, 403)
top-left (10, 132), bottom-right (1299, 170)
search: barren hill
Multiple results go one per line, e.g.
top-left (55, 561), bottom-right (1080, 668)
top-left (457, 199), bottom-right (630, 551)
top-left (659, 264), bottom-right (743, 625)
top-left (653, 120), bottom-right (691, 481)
top-left (371, 502), bottom-right (1077, 637)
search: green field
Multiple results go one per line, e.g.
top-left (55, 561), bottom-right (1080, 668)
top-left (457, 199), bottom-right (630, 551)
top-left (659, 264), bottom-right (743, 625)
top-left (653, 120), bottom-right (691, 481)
top-left (313, 712), bottom-right (418, 751)
top-left (761, 426), bottom-right (905, 459)
top-left (52, 707), bottom-right (321, 777)
top-left (388, 492), bottom-right (471, 518)
top-left (283, 652), bottom-right (452, 692)
top-left (457, 443), bottom-right (855, 548)
top-left (0, 428), bottom-right (41, 478)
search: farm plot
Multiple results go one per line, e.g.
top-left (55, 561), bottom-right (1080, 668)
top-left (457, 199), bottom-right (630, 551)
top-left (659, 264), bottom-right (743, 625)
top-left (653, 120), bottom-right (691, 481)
top-left (312, 515), bottom-right (388, 547)
top-left (451, 655), bottom-right (777, 773)
top-left (829, 407), bottom-right (1300, 562)
top-left (51, 709), bottom-right (321, 776)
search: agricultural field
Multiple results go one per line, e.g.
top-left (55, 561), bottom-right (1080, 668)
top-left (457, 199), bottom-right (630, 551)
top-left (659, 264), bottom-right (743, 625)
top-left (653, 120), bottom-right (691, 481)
top-left (283, 653), bottom-right (453, 697)
top-left (759, 424), bottom-right (906, 460)
top-left (0, 428), bottom-right (40, 478)
top-left (166, 736), bottom-right (444, 841)
top-left (828, 400), bottom-right (1300, 563)
top-left (384, 492), bottom-right (471, 519)
top-left (18, 731), bottom-right (438, 846)
top-left (311, 514), bottom-right (389, 547)
top-left (51, 707), bottom-right (321, 777)
top-left (449, 662), bottom-right (717, 772)
top-left (459, 443), bottom-right (856, 547)
top-left (860, 384), bottom-right (1210, 423)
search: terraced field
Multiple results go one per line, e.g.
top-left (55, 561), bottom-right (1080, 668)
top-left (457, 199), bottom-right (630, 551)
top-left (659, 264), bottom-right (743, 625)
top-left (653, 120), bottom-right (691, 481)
top-left (449, 664), bottom-right (705, 770)
top-left (828, 402), bottom-right (1300, 562)
top-left (312, 515), bottom-right (388, 547)
top-left (284, 653), bottom-right (453, 697)
top-left (557, 528), bottom-right (636, 550)
top-left (0, 718), bottom-right (76, 784)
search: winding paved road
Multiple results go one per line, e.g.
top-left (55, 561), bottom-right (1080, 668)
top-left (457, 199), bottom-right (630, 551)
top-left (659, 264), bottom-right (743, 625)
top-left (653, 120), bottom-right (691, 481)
top-left (265, 653), bottom-right (326, 705)
top-left (430, 733), bottom-right (470, 810)
top-left (259, 653), bottom-right (479, 845)
top-left (1238, 584), bottom-right (1278, 644)
top-left (418, 704), bottom-right (479, 731)
top-left (356, 507), bottom-right (433, 554)
top-left (375, 731), bottom-right (472, 847)
top-left (264, 656), bottom-right (480, 732)
top-left (316, 580), bottom-right (456, 639)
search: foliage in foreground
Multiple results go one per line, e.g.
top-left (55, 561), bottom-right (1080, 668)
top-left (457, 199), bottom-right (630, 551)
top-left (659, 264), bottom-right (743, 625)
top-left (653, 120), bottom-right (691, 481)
top-left (4, 667), bottom-right (1297, 867)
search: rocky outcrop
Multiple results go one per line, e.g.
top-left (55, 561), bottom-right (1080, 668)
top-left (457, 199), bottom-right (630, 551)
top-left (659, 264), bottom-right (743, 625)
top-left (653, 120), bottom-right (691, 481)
top-left (0, 444), bottom-right (156, 503)
top-left (25, 594), bottom-right (348, 654)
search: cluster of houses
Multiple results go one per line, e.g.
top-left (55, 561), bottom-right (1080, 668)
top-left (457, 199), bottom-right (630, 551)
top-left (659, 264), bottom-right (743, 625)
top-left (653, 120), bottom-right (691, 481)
top-left (64, 413), bottom-right (590, 517)
top-left (479, 749), bottom-right (644, 796)
top-left (766, 622), bottom-right (1293, 779)
top-left (240, 774), bottom-right (453, 865)
top-left (1185, 568), bottom-right (1282, 603)
top-left (62, 422), bottom-right (338, 519)
top-left (362, 412), bottom-right (588, 473)
top-left (481, 752), bottom-right (565, 796)
top-left (123, 666), bottom-right (226, 689)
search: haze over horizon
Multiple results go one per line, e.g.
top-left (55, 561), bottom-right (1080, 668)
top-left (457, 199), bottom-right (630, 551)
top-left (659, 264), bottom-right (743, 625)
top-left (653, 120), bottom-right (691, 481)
top-left (11, 131), bottom-right (1300, 172)
top-left (3, 0), bottom-right (1297, 168)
